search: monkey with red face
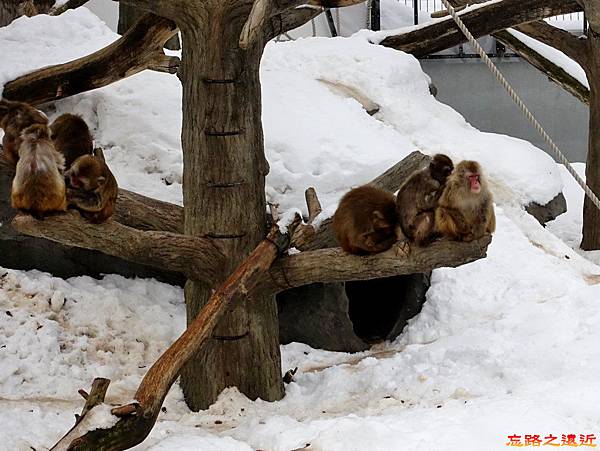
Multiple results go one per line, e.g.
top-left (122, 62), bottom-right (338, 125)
top-left (435, 160), bottom-right (495, 242)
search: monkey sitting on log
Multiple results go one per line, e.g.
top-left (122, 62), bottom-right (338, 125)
top-left (396, 153), bottom-right (453, 245)
top-left (50, 113), bottom-right (94, 168)
top-left (65, 148), bottom-right (118, 223)
top-left (0, 99), bottom-right (48, 165)
top-left (11, 124), bottom-right (67, 218)
top-left (435, 160), bottom-right (495, 242)
top-left (333, 185), bottom-right (400, 255)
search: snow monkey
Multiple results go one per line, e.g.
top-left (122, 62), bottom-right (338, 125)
top-left (0, 99), bottom-right (48, 165)
top-left (65, 148), bottom-right (118, 223)
top-left (11, 124), bottom-right (67, 217)
top-left (333, 185), bottom-right (399, 255)
top-left (396, 154), bottom-right (454, 245)
top-left (50, 113), bottom-right (94, 168)
top-left (435, 160), bottom-right (495, 242)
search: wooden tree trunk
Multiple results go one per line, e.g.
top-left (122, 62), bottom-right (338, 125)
top-left (178, 2), bottom-right (283, 411)
top-left (118, 2), bottom-right (180, 50)
top-left (581, 33), bottom-right (600, 250)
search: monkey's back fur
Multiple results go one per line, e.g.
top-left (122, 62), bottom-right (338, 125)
top-left (396, 154), bottom-right (453, 244)
top-left (333, 185), bottom-right (398, 255)
top-left (50, 114), bottom-right (94, 168)
top-left (11, 125), bottom-right (66, 217)
top-left (0, 100), bottom-right (48, 165)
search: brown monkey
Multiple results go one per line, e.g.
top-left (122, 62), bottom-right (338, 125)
top-left (0, 99), bottom-right (48, 165)
top-left (435, 160), bottom-right (495, 242)
top-left (396, 154), bottom-right (453, 245)
top-left (65, 148), bottom-right (118, 223)
top-left (333, 185), bottom-right (399, 255)
top-left (11, 124), bottom-right (66, 217)
top-left (50, 113), bottom-right (94, 168)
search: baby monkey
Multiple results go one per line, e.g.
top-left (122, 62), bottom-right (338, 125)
top-left (396, 154), bottom-right (453, 245)
top-left (11, 124), bottom-right (66, 217)
top-left (435, 160), bottom-right (495, 242)
top-left (50, 113), bottom-right (94, 167)
top-left (333, 185), bottom-right (399, 255)
top-left (0, 99), bottom-right (48, 165)
top-left (65, 148), bottom-right (118, 223)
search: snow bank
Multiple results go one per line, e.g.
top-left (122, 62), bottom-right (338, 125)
top-left (1, 9), bottom-right (562, 216)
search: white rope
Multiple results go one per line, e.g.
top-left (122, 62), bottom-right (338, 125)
top-left (311, 17), bottom-right (317, 37)
top-left (366, 0), bottom-right (372, 29)
top-left (439, 0), bottom-right (600, 212)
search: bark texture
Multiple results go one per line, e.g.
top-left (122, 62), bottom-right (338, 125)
top-left (118, 2), bottom-right (180, 50)
top-left (177, 1), bottom-right (283, 411)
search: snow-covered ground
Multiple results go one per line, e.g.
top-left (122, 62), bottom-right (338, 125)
top-left (1, 9), bottom-right (600, 451)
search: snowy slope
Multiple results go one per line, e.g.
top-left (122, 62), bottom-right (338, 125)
top-left (3, 9), bottom-right (599, 451)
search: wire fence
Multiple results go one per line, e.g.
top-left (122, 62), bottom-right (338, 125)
top-left (397, 0), bottom-right (585, 30)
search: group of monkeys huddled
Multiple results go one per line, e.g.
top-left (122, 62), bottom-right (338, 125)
top-left (333, 154), bottom-right (496, 254)
top-left (0, 99), bottom-right (117, 222)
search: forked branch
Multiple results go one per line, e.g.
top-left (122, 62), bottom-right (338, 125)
top-left (49, 223), bottom-right (298, 451)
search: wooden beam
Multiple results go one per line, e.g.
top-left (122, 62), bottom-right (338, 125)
top-left (379, 0), bottom-right (582, 58)
top-left (12, 212), bottom-right (226, 285)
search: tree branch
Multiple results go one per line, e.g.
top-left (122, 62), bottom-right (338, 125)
top-left (12, 212), bottom-right (225, 285)
top-left (118, 0), bottom-right (183, 20)
top-left (2, 13), bottom-right (178, 106)
top-left (514, 20), bottom-right (588, 65)
top-left (265, 5), bottom-right (323, 39)
top-left (240, 0), bottom-right (274, 49)
top-left (292, 151), bottom-right (430, 251)
top-left (49, 0), bottom-right (90, 15)
top-left (494, 29), bottom-right (589, 104)
top-left (378, 0), bottom-right (582, 58)
top-left (264, 235), bottom-right (492, 293)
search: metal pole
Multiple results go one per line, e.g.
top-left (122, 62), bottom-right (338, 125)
top-left (413, 0), bottom-right (418, 25)
top-left (371, 0), bottom-right (381, 31)
top-left (325, 9), bottom-right (338, 37)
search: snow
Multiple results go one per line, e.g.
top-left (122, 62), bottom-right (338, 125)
top-left (2, 8), bottom-right (599, 451)
top-left (506, 29), bottom-right (589, 89)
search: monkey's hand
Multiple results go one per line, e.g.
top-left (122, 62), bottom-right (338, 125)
top-left (67, 189), bottom-right (104, 212)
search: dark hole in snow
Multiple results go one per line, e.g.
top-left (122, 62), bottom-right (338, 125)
top-left (345, 274), bottom-right (430, 343)
top-left (277, 273), bottom-right (429, 352)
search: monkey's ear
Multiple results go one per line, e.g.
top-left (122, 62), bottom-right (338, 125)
top-left (97, 176), bottom-right (106, 186)
top-left (93, 148), bottom-right (106, 162)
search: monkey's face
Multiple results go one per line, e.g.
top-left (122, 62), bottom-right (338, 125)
top-left (66, 156), bottom-right (105, 191)
top-left (456, 161), bottom-right (483, 194)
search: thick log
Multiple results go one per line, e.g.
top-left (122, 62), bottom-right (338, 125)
top-left (49, 225), bottom-right (294, 451)
top-left (378, 0), bottom-right (582, 58)
top-left (266, 234), bottom-right (491, 293)
top-left (12, 212), bottom-right (226, 285)
top-left (515, 20), bottom-right (587, 64)
top-left (116, 189), bottom-right (182, 233)
top-left (49, 0), bottom-right (90, 16)
top-left (2, 13), bottom-right (179, 106)
top-left (292, 151), bottom-right (430, 251)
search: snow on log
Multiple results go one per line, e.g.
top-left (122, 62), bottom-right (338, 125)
top-left (378, 0), bottom-right (581, 58)
top-left (2, 13), bottom-right (178, 106)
